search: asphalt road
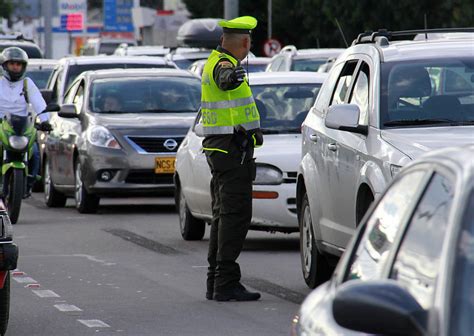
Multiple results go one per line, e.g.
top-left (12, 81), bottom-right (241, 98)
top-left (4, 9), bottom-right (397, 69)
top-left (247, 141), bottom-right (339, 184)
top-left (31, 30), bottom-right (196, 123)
top-left (7, 193), bottom-right (310, 336)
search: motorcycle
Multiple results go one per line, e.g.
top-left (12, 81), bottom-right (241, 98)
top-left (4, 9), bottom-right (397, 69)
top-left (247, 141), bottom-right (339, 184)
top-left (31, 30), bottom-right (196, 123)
top-left (0, 105), bottom-right (57, 224)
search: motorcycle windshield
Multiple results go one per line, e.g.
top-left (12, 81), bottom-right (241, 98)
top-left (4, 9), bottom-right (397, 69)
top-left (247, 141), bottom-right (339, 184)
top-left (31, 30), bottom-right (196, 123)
top-left (7, 114), bottom-right (30, 135)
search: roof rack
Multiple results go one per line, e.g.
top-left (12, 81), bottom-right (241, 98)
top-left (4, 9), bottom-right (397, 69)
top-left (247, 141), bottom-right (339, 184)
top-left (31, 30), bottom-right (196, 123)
top-left (352, 27), bottom-right (474, 45)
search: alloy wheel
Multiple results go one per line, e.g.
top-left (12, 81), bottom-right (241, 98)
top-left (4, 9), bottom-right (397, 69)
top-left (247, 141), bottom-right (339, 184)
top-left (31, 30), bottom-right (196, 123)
top-left (75, 163), bottom-right (83, 207)
top-left (302, 204), bottom-right (313, 277)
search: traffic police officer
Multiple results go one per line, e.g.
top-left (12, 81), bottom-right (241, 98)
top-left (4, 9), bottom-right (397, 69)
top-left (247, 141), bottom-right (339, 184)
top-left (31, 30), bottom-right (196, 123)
top-left (201, 16), bottom-right (263, 301)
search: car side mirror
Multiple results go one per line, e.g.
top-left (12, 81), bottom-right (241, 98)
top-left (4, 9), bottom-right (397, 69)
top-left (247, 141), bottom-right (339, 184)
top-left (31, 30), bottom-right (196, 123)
top-left (325, 104), bottom-right (368, 135)
top-left (45, 103), bottom-right (60, 112)
top-left (40, 89), bottom-right (53, 105)
top-left (333, 280), bottom-right (427, 336)
top-left (58, 104), bottom-right (78, 118)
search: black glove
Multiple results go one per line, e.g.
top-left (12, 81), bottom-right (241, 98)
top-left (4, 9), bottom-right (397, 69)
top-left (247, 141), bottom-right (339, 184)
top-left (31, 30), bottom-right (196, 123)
top-left (230, 66), bottom-right (246, 84)
top-left (251, 129), bottom-right (263, 147)
top-left (37, 121), bottom-right (52, 132)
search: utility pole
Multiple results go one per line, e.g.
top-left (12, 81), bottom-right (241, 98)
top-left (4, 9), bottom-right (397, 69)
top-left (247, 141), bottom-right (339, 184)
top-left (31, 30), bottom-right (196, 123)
top-left (267, 0), bottom-right (272, 39)
top-left (224, 0), bottom-right (238, 20)
top-left (43, 0), bottom-right (53, 58)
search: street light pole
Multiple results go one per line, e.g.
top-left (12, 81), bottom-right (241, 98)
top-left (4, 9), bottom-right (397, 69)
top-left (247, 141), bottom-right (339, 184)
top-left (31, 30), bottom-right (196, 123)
top-left (224, 0), bottom-right (238, 20)
top-left (267, 0), bottom-right (272, 39)
top-left (43, 0), bottom-right (53, 58)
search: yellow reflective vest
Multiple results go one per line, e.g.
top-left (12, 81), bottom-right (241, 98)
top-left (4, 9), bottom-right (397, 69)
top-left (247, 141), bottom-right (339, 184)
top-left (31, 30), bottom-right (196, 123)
top-left (201, 50), bottom-right (260, 135)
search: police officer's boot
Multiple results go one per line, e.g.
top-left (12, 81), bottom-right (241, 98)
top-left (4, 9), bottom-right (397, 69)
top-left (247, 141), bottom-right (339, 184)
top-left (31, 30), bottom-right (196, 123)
top-left (206, 267), bottom-right (215, 300)
top-left (214, 283), bottom-right (261, 302)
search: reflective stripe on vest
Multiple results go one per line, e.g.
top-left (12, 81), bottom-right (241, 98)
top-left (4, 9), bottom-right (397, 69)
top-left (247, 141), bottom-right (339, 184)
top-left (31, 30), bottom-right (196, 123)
top-left (201, 50), bottom-right (260, 135)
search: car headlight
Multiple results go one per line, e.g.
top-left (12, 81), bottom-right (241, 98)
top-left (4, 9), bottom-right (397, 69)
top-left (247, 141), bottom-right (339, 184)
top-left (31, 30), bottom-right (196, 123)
top-left (253, 164), bottom-right (283, 185)
top-left (8, 136), bottom-right (29, 150)
top-left (86, 126), bottom-right (121, 149)
top-left (390, 164), bottom-right (402, 177)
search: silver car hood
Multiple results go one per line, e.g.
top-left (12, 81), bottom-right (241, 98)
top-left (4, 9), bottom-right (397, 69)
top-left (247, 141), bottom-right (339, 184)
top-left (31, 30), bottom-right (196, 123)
top-left (92, 113), bottom-right (196, 130)
top-left (381, 126), bottom-right (474, 159)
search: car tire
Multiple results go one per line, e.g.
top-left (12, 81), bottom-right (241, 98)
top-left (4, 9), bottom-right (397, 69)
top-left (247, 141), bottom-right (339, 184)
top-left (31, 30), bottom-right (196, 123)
top-left (44, 158), bottom-right (67, 208)
top-left (0, 273), bottom-right (10, 336)
top-left (74, 161), bottom-right (99, 214)
top-left (178, 187), bottom-right (205, 241)
top-left (299, 193), bottom-right (332, 288)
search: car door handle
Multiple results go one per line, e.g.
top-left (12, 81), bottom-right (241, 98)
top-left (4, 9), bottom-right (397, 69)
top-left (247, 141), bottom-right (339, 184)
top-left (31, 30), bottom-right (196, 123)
top-left (327, 143), bottom-right (338, 152)
top-left (309, 134), bottom-right (319, 142)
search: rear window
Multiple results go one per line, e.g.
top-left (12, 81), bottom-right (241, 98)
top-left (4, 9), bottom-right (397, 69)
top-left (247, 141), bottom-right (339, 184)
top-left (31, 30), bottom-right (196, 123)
top-left (291, 58), bottom-right (328, 72)
top-left (64, 63), bottom-right (173, 91)
top-left (0, 44), bottom-right (43, 58)
top-left (26, 68), bottom-right (54, 89)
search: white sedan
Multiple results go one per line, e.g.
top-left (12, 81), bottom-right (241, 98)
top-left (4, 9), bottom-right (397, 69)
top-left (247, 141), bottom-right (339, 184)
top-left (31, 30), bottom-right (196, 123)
top-left (174, 72), bottom-right (327, 240)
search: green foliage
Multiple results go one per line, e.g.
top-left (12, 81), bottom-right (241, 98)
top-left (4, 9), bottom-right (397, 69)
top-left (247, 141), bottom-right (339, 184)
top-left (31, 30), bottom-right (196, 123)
top-left (0, 0), bottom-right (12, 20)
top-left (182, 0), bottom-right (474, 53)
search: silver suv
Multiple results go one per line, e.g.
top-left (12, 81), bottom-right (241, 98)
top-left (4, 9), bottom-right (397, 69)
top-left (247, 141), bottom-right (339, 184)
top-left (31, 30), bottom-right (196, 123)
top-left (297, 29), bottom-right (474, 288)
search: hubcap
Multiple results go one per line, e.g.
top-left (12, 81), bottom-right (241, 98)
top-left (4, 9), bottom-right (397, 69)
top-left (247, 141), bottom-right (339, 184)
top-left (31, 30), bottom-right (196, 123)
top-left (44, 162), bottom-right (51, 201)
top-left (179, 190), bottom-right (186, 234)
top-left (302, 204), bottom-right (313, 276)
top-left (75, 164), bottom-right (83, 206)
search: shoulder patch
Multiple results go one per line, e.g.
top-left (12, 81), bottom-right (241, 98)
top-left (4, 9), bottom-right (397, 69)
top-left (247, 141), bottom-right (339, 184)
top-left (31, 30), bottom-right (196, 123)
top-left (219, 61), bottom-right (233, 69)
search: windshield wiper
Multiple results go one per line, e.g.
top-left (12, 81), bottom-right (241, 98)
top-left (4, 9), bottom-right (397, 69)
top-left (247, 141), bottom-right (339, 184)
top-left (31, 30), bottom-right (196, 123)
top-left (138, 109), bottom-right (196, 113)
top-left (384, 118), bottom-right (461, 126)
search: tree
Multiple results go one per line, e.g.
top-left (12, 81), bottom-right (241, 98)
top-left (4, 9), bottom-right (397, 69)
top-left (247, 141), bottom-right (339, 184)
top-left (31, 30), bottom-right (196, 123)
top-left (182, 0), bottom-right (474, 54)
top-left (0, 0), bottom-right (13, 20)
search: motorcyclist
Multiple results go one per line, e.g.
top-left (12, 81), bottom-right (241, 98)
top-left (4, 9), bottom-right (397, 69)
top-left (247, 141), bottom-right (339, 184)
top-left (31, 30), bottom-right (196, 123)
top-left (0, 47), bottom-right (52, 198)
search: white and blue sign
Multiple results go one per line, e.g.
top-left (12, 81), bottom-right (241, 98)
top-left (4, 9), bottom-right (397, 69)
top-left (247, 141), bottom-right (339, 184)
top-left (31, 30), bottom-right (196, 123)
top-left (104, 0), bottom-right (134, 32)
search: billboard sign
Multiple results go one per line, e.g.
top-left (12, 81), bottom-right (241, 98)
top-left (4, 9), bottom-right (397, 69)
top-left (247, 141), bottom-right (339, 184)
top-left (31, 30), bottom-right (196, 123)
top-left (104, 0), bottom-right (134, 32)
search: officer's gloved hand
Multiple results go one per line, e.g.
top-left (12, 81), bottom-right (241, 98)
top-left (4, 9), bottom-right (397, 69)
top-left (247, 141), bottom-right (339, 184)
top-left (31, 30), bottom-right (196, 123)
top-left (37, 121), bottom-right (53, 132)
top-left (251, 129), bottom-right (263, 147)
top-left (230, 66), bottom-right (246, 84)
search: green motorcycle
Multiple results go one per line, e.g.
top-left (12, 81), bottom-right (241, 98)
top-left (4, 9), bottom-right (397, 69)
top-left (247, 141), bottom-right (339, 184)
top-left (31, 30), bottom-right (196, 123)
top-left (0, 109), bottom-right (54, 224)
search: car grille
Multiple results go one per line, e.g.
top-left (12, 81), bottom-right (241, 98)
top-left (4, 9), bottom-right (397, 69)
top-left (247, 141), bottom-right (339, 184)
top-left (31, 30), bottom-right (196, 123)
top-left (126, 136), bottom-right (184, 153)
top-left (125, 170), bottom-right (174, 185)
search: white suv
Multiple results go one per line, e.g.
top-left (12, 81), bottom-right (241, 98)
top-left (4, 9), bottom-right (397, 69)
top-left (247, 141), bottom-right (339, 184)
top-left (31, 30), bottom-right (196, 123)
top-left (297, 29), bottom-right (474, 288)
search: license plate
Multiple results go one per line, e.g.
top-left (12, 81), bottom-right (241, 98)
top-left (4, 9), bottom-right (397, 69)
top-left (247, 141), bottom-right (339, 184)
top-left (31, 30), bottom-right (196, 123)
top-left (155, 157), bottom-right (176, 174)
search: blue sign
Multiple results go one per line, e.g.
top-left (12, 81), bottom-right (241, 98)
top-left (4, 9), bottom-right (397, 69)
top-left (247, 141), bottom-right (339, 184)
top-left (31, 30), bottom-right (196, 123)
top-left (103, 0), bottom-right (134, 32)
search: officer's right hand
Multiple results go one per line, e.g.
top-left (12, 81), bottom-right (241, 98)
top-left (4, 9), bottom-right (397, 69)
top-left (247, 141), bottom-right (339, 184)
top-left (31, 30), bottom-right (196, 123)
top-left (230, 66), bottom-right (246, 84)
top-left (36, 121), bottom-right (53, 132)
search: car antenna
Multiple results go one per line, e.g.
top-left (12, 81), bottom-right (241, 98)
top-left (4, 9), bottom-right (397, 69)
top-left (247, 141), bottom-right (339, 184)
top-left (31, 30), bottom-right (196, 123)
top-left (335, 18), bottom-right (349, 48)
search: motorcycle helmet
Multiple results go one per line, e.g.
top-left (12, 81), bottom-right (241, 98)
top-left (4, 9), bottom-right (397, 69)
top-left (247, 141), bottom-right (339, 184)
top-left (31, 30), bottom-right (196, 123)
top-left (1, 47), bottom-right (28, 82)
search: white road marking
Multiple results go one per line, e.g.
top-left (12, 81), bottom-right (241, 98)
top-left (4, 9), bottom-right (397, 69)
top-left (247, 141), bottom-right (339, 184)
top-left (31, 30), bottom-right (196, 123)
top-left (32, 290), bottom-right (60, 298)
top-left (13, 276), bottom-right (36, 283)
top-left (77, 319), bottom-right (110, 328)
top-left (54, 304), bottom-right (82, 312)
top-left (20, 254), bottom-right (116, 266)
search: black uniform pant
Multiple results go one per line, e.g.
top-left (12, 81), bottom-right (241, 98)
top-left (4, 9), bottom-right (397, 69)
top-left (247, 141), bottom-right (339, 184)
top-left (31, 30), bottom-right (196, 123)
top-left (205, 144), bottom-right (255, 292)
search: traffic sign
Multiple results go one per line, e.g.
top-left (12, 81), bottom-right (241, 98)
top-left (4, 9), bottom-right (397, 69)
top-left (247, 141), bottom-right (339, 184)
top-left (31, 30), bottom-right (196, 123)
top-left (263, 38), bottom-right (282, 57)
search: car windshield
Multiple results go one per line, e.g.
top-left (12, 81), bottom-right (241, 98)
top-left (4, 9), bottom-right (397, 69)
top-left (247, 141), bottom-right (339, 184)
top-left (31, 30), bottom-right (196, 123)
top-left (450, 190), bottom-right (474, 335)
top-left (26, 68), bottom-right (54, 89)
top-left (252, 83), bottom-right (321, 134)
top-left (291, 58), bottom-right (328, 72)
top-left (89, 77), bottom-right (201, 113)
top-left (65, 63), bottom-right (172, 91)
top-left (381, 58), bottom-right (474, 128)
